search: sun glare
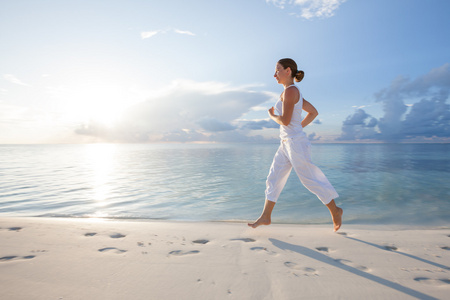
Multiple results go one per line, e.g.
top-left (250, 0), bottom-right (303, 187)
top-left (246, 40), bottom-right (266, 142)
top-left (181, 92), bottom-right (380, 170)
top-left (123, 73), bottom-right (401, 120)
top-left (60, 75), bottom-right (133, 128)
top-left (84, 144), bottom-right (116, 216)
top-left (90, 106), bottom-right (123, 128)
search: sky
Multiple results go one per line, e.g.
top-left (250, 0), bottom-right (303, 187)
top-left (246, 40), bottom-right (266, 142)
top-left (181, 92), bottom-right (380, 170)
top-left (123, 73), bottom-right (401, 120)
top-left (1, 0), bottom-right (449, 144)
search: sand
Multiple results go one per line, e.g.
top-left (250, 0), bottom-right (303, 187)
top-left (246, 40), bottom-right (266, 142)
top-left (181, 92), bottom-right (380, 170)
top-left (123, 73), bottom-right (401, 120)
top-left (0, 217), bottom-right (449, 300)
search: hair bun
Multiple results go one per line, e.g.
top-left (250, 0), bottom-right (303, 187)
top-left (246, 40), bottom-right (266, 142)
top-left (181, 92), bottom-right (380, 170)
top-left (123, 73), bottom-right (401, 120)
top-left (295, 70), bottom-right (304, 82)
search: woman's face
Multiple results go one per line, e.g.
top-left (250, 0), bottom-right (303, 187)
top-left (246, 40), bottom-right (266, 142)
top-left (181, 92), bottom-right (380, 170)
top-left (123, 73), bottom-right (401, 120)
top-left (274, 63), bottom-right (290, 84)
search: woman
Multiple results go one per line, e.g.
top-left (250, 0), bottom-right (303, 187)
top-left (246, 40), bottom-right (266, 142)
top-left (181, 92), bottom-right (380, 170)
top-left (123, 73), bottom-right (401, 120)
top-left (248, 58), bottom-right (343, 232)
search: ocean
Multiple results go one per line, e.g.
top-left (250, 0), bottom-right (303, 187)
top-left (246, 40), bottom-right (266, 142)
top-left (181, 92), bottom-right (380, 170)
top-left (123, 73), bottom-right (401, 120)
top-left (0, 143), bottom-right (449, 227)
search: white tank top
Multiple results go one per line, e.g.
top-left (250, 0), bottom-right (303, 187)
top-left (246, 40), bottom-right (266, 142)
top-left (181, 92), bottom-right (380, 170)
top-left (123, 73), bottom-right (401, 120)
top-left (275, 84), bottom-right (306, 139)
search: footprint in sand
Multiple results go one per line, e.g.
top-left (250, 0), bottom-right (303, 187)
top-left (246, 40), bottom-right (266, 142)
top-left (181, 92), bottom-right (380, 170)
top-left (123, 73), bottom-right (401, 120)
top-left (193, 239), bottom-right (209, 245)
top-left (284, 262), bottom-right (318, 275)
top-left (98, 247), bottom-right (127, 254)
top-left (334, 259), bottom-right (370, 272)
top-left (230, 238), bottom-right (256, 243)
top-left (110, 233), bottom-right (126, 239)
top-left (414, 277), bottom-right (450, 286)
top-left (250, 247), bottom-right (278, 256)
top-left (0, 255), bottom-right (35, 262)
top-left (315, 247), bottom-right (330, 253)
top-left (440, 246), bottom-right (450, 250)
top-left (8, 227), bottom-right (22, 232)
top-left (337, 232), bottom-right (347, 236)
top-left (168, 250), bottom-right (200, 256)
top-left (84, 232), bottom-right (97, 237)
top-left (383, 245), bottom-right (398, 251)
top-left (29, 250), bottom-right (46, 254)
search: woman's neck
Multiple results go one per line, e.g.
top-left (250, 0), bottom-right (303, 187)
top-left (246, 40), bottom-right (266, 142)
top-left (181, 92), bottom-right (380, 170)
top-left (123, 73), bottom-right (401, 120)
top-left (283, 80), bottom-right (295, 89)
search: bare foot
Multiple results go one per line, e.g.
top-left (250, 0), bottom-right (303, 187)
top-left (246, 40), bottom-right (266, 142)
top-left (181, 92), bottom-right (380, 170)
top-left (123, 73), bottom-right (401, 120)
top-left (247, 217), bottom-right (271, 228)
top-left (332, 207), bottom-right (343, 232)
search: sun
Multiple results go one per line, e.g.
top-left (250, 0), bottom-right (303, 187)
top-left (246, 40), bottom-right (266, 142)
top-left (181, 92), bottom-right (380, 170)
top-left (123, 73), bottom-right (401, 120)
top-left (89, 106), bottom-right (123, 128)
top-left (62, 80), bottom-right (129, 128)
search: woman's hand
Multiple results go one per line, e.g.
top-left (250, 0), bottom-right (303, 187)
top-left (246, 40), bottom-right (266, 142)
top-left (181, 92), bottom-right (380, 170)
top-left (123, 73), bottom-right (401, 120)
top-left (268, 106), bottom-right (275, 116)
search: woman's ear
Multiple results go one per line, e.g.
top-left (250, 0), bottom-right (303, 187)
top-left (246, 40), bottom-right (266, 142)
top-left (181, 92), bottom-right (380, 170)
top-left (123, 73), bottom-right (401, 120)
top-left (286, 67), bottom-right (292, 77)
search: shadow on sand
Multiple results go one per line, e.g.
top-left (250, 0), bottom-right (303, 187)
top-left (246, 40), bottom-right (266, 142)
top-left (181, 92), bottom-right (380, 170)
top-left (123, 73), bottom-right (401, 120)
top-left (269, 238), bottom-right (438, 300)
top-left (343, 236), bottom-right (449, 270)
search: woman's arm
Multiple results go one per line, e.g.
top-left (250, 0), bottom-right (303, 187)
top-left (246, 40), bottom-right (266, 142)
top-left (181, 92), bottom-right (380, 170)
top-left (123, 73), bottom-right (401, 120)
top-left (268, 87), bottom-right (298, 126)
top-left (301, 98), bottom-right (319, 128)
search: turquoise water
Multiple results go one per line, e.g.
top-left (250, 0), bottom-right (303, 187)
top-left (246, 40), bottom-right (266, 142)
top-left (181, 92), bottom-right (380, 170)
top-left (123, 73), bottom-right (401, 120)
top-left (0, 143), bottom-right (449, 226)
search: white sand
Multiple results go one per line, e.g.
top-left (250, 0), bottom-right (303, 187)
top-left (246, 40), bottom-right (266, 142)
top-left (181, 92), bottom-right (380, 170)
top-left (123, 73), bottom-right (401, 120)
top-left (0, 217), bottom-right (449, 300)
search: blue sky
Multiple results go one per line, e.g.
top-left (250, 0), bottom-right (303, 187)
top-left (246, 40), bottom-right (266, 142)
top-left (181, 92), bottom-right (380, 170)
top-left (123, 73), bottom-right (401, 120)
top-left (1, 0), bottom-right (449, 143)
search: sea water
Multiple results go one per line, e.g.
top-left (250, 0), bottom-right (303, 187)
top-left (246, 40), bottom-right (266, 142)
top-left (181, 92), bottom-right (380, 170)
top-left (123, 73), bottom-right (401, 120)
top-left (0, 143), bottom-right (449, 226)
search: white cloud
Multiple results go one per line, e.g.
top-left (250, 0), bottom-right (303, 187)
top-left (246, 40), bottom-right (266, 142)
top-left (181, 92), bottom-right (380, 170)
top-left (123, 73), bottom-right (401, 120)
top-left (267, 0), bottom-right (346, 19)
top-left (74, 80), bottom-right (275, 143)
top-left (174, 29), bottom-right (195, 36)
top-left (250, 106), bottom-right (269, 111)
top-left (266, 0), bottom-right (287, 9)
top-left (141, 28), bottom-right (196, 39)
top-left (3, 74), bottom-right (30, 86)
top-left (294, 0), bottom-right (346, 19)
top-left (141, 30), bottom-right (161, 39)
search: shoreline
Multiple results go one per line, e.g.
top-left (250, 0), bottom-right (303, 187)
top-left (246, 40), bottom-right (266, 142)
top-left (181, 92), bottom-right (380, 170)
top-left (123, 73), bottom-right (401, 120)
top-left (1, 215), bottom-right (449, 230)
top-left (1, 217), bottom-right (449, 299)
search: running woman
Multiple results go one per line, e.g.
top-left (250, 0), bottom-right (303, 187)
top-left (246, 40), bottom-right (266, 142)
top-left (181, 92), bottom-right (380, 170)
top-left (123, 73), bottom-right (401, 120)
top-left (248, 58), bottom-right (343, 232)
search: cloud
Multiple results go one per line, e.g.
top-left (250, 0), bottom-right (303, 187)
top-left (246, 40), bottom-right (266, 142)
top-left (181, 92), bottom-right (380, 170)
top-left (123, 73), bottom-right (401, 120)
top-left (308, 132), bottom-right (321, 141)
top-left (250, 106), bottom-right (269, 111)
top-left (313, 119), bottom-right (322, 124)
top-left (174, 29), bottom-right (195, 36)
top-left (74, 80), bottom-right (276, 143)
top-left (401, 93), bottom-right (450, 138)
top-left (337, 109), bottom-right (379, 141)
top-left (0, 103), bottom-right (80, 143)
top-left (342, 109), bottom-right (370, 126)
top-left (266, 0), bottom-right (288, 9)
top-left (241, 119), bottom-right (279, 130)
top-left (141, 28), bottom-right (196, 39)
top-left (366, 117), bottom-right (378, 128)
top-left (3, 74), bottom-right (30, 86)
top-left (198, 117), bottom-right (236, 132)
top-left (338, 63), bottom-right (450, 142)
top-left (141, 30), bottom-right (160, 39)
top-left (266, 0), bottom-right (346, 19)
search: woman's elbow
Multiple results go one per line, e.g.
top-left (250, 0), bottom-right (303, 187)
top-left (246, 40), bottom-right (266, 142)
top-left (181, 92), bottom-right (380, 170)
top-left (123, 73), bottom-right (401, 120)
top-left (280, 118), bottom-right (291, 126)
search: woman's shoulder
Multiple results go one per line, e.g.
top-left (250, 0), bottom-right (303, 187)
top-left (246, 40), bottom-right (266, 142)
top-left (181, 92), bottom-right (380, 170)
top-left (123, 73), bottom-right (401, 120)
top-left (283, 85), bottom-right (300, 99)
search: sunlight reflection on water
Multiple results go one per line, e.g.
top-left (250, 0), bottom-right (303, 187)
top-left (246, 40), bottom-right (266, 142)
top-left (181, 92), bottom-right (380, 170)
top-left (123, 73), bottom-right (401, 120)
top-left (84, 144), bottom-right (116, 217)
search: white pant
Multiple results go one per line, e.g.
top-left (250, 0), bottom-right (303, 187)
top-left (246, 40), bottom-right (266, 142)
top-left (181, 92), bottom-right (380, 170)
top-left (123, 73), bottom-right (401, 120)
top-left (265, 137), bottom-right (339, 205)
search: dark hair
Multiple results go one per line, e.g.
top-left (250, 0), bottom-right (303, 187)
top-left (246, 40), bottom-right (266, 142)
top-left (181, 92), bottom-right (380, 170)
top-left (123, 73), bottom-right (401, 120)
top-left (278, 58), bottom-right (304, 82)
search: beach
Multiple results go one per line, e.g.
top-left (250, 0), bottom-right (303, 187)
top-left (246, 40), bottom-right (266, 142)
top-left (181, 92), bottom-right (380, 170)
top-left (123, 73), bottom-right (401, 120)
top-left (1, 217), bottom-right (449, 299)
